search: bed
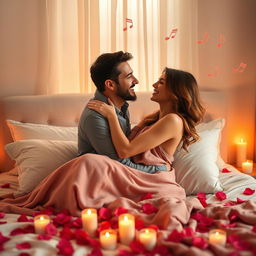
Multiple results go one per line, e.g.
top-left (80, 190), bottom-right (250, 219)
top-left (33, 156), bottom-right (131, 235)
top-left (0, 91), bottom-right (255, 256)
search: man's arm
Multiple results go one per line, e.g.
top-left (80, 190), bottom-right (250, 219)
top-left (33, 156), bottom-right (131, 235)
top-left (83, 112), bottom-right (167, 173)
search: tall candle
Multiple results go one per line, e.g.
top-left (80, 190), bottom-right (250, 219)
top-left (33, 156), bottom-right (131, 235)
top-left (209, 229), bottom-right (227, 246)
top-left (118, 213), bottom-right (135, 245)
top-left (34, 215), bottom-right (50, 234)
top-left (236, 138), bottom-right (247, 168)
top-left (81, 208), bottom-right (98, 237)
top-left (242, 160), bottom-right (253, 173)
top-left (100, 229), bottom-right (117, 250)
top-left (138, 228), bottom-right (157, 251)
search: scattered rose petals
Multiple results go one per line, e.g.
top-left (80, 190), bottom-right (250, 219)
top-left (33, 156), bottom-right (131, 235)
top-left (17, 214), bottom-right (33, 222)
top-left (10, 225), bottom-right (35, 236)
top-left (197, 193), bottom-right (206, 200)
top-left (87, 247), bottom-right (103, 256)
top-left (74, 229), bottom-right (90, 246)
top-left (0, 212), bottom-right (5, 219)
top-left (183, 227), bottom-right (194, 237)
top-left (0, 183), bottom-right (10, 188)
top-left (60, 227), bottom-right (74, 240)
top-left (37, 234), bottom-right (52, 240)
top-left (141, 203), bottom-right (158, 214)
top-left (243, 188), bottom-right (255, 195)
top-left (68, 217), bottom-right (82, 229)
top-left (98, 207), bottom-right (112, 220)
top-left (57, 239), bottom-right (74, 256)
top-left (16, 242), bottom-right (31, 250)
top-left (114, 207), bottom-right (128, 216)
top-left (192, 236), bottom-right (208, 249)
top-left (228, 210), bottom-right (239, 222)
top-left (140, 193), bottom-right (153, 201)
top-left (236, 198), bottom-right (245, 204)
top-left (45, 223), bottom-right (57, 236)
top-left (0, 232), bottom-right (10, 244)
top-left (130, 240), bottom-right (146, 254)
top-left (135, 219), bottom-right (145, 230)
top-left (53, 213), bottom-right (71, 226)
top-left (215, 191), bottom-right (227, 201)
top-left (110, 219), bottom-right (118, 229)
top-left (166, 229), bottom-right (184, 242)
top-left (97, 221), bottom-right (111, 233)
top-left (221, 168), bottom-right (231, 173)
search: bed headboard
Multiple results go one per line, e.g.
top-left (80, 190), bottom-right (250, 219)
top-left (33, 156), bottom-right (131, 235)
top-left (0, 91), bottom-right (227, 172)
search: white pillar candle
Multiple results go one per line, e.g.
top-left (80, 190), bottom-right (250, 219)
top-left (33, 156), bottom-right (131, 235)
top-left (209, 229), bottom-right (227, 246)
top-left (138, 228), bottom-right (157, 251)
top-left (236, 138), bottom-right (247, 168)
top-left (100, 229), bottom-right (117, 250)
top-left (118, 213), bottom-right (135, 245)
top-left (81, 208), bottom-right (98, 237)
top-left (242, 160), bottom-right (253, 173)
top-left (34, 214), bottom-right (50, 234)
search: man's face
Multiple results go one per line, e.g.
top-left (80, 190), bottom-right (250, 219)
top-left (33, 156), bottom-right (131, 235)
top-left (115, 62), bottom-right (138, 101)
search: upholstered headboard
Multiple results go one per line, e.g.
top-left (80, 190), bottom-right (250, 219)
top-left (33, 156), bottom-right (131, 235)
top-left (0, 91), bottom-right (227, 172)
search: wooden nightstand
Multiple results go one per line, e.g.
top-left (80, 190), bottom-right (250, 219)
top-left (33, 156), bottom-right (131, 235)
top-left (236, 163), bottom-right (256, 178)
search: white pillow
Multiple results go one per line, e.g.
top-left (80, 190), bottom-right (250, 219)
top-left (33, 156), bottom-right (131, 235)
top-left (5, 139), bottom-right (78, 197)
top-left (173, 119), bottom-right (225, 195)
top-left (6, 120), bottom-right (78, 141)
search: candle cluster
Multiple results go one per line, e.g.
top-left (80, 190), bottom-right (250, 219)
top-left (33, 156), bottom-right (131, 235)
top-left (236, 138), bottom-right (253, 173)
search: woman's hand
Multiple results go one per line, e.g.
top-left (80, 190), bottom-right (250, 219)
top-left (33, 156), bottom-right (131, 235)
top-left (87, 99), bottom-right (115, 119)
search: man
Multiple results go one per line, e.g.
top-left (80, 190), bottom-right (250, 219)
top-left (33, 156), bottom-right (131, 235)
top-left (78, 51), bottom-right (167, 173)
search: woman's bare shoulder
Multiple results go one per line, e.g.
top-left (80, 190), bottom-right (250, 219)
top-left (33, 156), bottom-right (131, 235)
top-left (163, 113), bottom-right (183, 125)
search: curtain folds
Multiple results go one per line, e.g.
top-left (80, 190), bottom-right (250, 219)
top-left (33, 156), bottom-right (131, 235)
top-left (39, 0), bottom-right (198, 94)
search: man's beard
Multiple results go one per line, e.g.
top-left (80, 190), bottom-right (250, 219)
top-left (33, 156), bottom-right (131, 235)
top-left (116, 84), bottom-right (137, 101)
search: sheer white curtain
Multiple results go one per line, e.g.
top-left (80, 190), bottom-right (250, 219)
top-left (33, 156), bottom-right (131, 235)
top-left (39, 0), bottom-right (198, 94)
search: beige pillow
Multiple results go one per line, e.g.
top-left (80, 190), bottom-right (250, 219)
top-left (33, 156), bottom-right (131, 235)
top-left (6, 120), bottom-right (78, 141)
top-left (5, 139), bottom-right (78, 197)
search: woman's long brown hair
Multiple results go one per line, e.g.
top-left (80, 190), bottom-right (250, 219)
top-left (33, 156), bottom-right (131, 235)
top-left (145, 68), bottom-right (205, 151)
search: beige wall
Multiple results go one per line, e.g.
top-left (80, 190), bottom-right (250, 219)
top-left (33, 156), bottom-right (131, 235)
top-left (0, 0), bottom-right (255, 163)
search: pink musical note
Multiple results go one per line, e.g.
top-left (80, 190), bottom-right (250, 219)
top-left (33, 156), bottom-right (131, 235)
top-left (232, 62), bottom-right (247, 73)
top-left (123, 18), bottom-right (133, 31)
top-left (165, 28), bottom-right (178, 40)
top-left (197, 32), bottom-right (209, 44)
top-left (207, 66), bottom-right (220, 77)
top-left (216, 34), bottom-right (226, 47)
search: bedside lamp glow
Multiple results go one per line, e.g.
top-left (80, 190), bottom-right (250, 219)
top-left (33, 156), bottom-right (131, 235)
top-left (236, 138), bottom-right (247, 168)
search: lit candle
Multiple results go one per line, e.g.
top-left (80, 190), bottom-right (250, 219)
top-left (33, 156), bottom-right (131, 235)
top-left (118, 213), bottom-right (135, 245)
top-left (236, 138), bottom-right (247, 168)
top-left (100, 229), bottom-right (117, 250)
top-left (242, 160), bottom-right (253, 173)
top-left (209, 229), bottom-right (227, 246)
top-left (81, 208), bottom-right (98, 237)
top-left (34, 214), bottom-right (50, 234)
top-left (138, 228), bottom-right (157, 251)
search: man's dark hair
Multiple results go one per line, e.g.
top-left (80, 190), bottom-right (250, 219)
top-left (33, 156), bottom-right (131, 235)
top-left (90, 51), bottom-right (133, 92)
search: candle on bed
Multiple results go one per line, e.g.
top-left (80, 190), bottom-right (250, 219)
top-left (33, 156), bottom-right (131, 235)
top-left (138, 228), bottom-right (157, 251)
top-left (242, 160), bottom-right (253, 173)
top-left (81, 208), bottom-right (98, 237)
top-left (100, 229), bottom-right (117, 250)
top-left (118, 213), bottom-right (135, 245)
top-left (236, 138), bottom-right (247, 168)
top-left (34, 214), bottom-right (50, 234)
top-left (209, 229), bottom-right (226, 246)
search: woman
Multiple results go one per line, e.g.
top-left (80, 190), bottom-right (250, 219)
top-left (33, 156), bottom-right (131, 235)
top-left (0, 68), bottom-right (205, 230)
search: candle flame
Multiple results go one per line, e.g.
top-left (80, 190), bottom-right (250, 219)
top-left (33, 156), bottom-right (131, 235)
top-left (123, 215), bottom-right (129, 221)
top-left (39, 216), bottom-right (45, 221)
top-left (105, 232), bottom-right (110, 237)
top-left (145, 229), bottom-right (149, 234)
top-left (87, 209), bottom-right (91, 214)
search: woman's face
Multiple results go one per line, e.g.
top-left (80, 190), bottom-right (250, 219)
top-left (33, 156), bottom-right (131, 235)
top-left (151, 72), bottom-right (173, 102)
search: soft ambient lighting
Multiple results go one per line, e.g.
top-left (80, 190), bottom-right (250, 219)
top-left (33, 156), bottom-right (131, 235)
top-left (118, 213), bottom-right (135, 245)
top-left (209, 229), bottom-right (227, 246)
top-left (100, 229), bottom-right (117, 250)
top-left (81, 208), bottom-right (98, 237)
top-left (242, 160), bottom-right (253, 173)
top-left (236, 138), bottom-right (247, 168)
top-left (138, 228), bottom-right (157, 251)
top-left (34, 215), bottom-right (50, 234)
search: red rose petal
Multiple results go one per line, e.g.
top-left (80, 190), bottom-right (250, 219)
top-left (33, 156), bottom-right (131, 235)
top-left (243, 188), bottom-right (255, 195)
top-left (17, 214), bottom-right (32, 222)
top-left (221, 168), bottom-right (231, 173)
top-left (110, 219), bottom-right (118, 229)
top-left (87, 247), bottom-right (103, 256)
top-left (0, 183), bottom-right (10, 188)
top-left (199, 198), bottom-right (208, 208)
top-left (130, 240), bottom-right (146, 254)
top-left (183, 227), bottom-right (194, 237)
top-left (236, 198), bottom-right (246, 204)
top-left (74, 229), bottom-right (90, 245)
top-left (139, 193), bottom-right (153, 201)
top-left (57, 239), bottom-right (74, 256)
top-left (117, 250), bottom-right (134, 256)
top-left (37, 234), bottom-right (52, 240)
top-left (224, 201), bottom-right (236, 206)
top-left (0, 232), bottom-right (10, 244)
top-left (252, 225), bottom-right (256, 232)
top-left (53, 213), bottom-right (72, 226)
top-left (97, 221), bottom-right (111, 233)
top-left (221, 222), bottom-right (237, 228)
top-left (98, 207), bottom-right (112, 220)
top-left (16, 242), bottom-right (31, 250)
top-left (215, 191), bottom-right (227, 201)
top-left (10, 225), bottom-right (35, 236)
top-left (45, 223), bottom-right (57, 236)
top-left (68, 217), bottom-right (82, 229)
top-left (59, 227), bottom-right (74, 240)
top-left (151, 245), bottom-right (171, 255)
top-left (135, 219), bottom-right (145, 230)
top-left (0, 221), bottom-right (7, 225)
top-left (166, 229), bottom-right (184, 242)
top-left (228, 210), bottom-right (239, 222)
top-left (114, 207), bottom-right (128, 216)
top-left (18, 253), bottom-right (31, 256)
top-left (141, 203), bottom-right (158, 214)
top-left (192, 236), bottom-right (208, 250)
top-left (0, 212), bottom-right (5, 219)
top-left (197, 192), bottom-right (206, 200)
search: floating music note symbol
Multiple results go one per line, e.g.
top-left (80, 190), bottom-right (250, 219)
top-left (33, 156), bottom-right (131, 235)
top-left (207, 66), bottom-right (220, 77)
top-left (123, 18), bottom-right (133, 31)
top-left (197, 32), bottom-right (209, 44)
top-left (165, 28), bottom-right (178, 40)
top-left (232, 62), bottom-right (247, 73)
top-left (216, 34), bottom-right (226, 47)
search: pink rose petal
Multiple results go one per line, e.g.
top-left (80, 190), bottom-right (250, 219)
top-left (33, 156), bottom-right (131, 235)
top-left (192, 236), bottom-right (208, 250)
top-left (114, 207), bottom-right (128, 216)
top-left (98, 207), bottom-right (112, 220)
top-left (215, 191), bottom-right (227, 201)
top-left (221, 168), bottom-right (231, 173)
top-left (242, 188), bottom-right (255, 195)
top-left (140, 193), bottom-right (153, 201)
top-left (16, 242), bottom-right (31, 250)
top-left (141, 203), bottom-right (158, 214)
top-left (57, 239), bottom-right (74, 256)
